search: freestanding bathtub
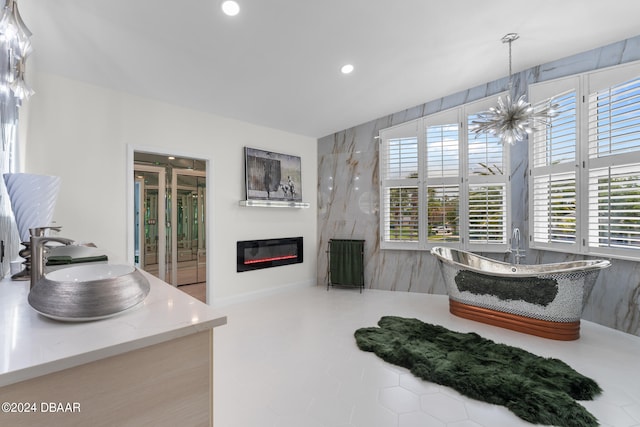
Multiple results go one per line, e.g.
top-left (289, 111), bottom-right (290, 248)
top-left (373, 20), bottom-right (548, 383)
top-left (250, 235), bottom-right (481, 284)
top-left (430, 247), bottom-right (611, 340)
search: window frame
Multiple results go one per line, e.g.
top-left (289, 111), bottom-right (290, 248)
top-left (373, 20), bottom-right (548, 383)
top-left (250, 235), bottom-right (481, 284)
top-left (379, 95), bottom-right (511, 252)
top-left (379, 120), bottom-right (422, 250)
top-left (529, 60), bottom-right (640, 261)
top-left (464, 97), bottom-right (511, 253)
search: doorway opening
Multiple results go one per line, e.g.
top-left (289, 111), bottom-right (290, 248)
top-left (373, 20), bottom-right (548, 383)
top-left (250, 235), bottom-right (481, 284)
top-left (132, 151), bottom-right (208, 303)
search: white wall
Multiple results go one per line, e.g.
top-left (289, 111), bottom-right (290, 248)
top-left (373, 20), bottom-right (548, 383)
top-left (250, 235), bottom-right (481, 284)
top-left (23, 72), bottom-right (317, 303)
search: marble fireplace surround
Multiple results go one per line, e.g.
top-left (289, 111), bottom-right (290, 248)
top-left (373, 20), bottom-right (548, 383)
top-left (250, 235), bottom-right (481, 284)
top-left (317, 35), bottom-right (640, 336)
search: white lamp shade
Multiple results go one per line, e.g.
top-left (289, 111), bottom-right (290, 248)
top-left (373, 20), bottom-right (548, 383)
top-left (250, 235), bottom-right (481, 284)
top-left (3, 173), bottom-right (61, 242)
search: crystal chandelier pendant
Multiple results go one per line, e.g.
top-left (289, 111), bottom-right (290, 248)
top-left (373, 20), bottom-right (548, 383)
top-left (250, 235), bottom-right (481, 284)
top-left (10, 57), bottom-right (33, 100)
top-left (0, 0), bottom-right (31, 44)
top-left (471, 33), bottom-right (558, 145)
top-left (0, 0), bottom-right (34, 102)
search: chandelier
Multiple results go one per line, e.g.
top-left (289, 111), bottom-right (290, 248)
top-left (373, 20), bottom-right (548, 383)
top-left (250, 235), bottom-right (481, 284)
top-left (471, 33), bottom-right (557, 145)
top-left (0, 0), bottom-right (34, 102)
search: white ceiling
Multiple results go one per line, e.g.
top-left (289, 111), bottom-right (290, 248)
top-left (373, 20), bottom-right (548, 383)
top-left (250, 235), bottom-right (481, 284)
top-left (18, 0), bottom-right (640, 138)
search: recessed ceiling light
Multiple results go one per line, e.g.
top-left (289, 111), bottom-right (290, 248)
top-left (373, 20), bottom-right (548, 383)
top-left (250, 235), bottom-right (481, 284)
top-left (222, 1), bottom-right (240, 16)
top-left (341, 64), bottom-right (354, 75)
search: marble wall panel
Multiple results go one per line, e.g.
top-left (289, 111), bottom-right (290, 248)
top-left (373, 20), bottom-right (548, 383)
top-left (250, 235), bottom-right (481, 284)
top-left (318, 35), bottom-right (640, 336)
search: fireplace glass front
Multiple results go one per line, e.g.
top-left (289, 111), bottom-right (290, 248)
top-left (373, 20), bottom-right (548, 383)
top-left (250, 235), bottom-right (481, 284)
top-left (237, 237), bottom-right (303, 272)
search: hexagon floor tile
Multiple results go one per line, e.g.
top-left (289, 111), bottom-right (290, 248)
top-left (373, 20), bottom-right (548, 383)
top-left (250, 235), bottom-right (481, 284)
top-left (214, 286), bottom-right (640, 427)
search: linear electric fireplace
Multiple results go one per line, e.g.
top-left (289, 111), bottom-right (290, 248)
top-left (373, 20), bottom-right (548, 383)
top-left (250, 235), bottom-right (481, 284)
top-left (237, 237), bottom-right (303, 272)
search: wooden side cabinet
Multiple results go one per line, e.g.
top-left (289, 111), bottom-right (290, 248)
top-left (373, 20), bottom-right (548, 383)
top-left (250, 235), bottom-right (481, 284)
top-left (0, 330), bottom-right (213, 427)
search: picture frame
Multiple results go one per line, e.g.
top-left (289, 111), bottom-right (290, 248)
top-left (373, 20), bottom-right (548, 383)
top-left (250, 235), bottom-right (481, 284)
top-left (244, 147), bottom-right (302, 202)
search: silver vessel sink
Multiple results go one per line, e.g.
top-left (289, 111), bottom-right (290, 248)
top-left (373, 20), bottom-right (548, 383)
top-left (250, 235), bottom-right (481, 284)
top-left (28, 264), bottom-right (150, 321)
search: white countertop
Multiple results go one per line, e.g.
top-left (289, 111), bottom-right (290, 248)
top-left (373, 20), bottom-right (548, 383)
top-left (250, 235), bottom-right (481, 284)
top-left (0, 270), bottom-right (227, 387)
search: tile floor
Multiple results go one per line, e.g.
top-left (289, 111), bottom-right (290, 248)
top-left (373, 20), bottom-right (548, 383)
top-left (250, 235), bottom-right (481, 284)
top-left (213, 286), bottom-right (640, 427)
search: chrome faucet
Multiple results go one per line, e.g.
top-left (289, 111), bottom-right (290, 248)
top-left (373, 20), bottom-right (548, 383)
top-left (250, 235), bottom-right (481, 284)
top-left (511, 227), bottom-right (526, 265)
top-left (30, 230), bottom-right (74, 288)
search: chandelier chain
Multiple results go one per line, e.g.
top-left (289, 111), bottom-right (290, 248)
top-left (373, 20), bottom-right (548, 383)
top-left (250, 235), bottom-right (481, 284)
top-left (508, 39), bottom-right (512, 79)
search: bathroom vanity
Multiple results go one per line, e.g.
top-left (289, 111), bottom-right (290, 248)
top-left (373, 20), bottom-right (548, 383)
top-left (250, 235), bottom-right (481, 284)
top-left (0, 271), bottom-right (226, 426)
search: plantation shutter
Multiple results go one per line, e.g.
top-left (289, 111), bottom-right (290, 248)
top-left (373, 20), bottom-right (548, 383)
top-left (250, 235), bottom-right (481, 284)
top-left (467, 184), bottom-right (507, 243)
top-left (379, 120), bottom-right (421, 249)
top-left (532, 172), bottom-right (577, 244)
top-left (465, 97), bottom-right (509, 251)
top-left (586, 67), bottom-right (640, 256)
top-left (588, 166), bottom-right (640, 251)
top-left (425, 109), bottom-right (461, 245)
top-left (377, 94), bottom-right (512, 253)
top-left (529, 77), bottom-right (579, 251)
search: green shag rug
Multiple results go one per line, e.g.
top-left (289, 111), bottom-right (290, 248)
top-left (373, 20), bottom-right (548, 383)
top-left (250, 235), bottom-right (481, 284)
top-left (354, 316), bottom-right (602, 427)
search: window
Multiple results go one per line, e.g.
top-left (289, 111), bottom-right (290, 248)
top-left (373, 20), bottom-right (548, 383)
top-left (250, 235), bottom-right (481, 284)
top-left (425, 110), bottom-right (461, 246)
top-left (466, 109), bottom-right (508, 249)
top-left (380, 121), bottom-right (420, 246)
top-left (530, 80), bottom-right (579, 250)
top-left (379, 97), bottom-right (510, 251)
top-left (530, 61), bottom-right (640, 260)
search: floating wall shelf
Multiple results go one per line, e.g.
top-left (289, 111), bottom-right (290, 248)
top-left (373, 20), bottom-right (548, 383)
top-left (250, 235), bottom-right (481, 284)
top-left (238, 200), bottom-right (310, 208)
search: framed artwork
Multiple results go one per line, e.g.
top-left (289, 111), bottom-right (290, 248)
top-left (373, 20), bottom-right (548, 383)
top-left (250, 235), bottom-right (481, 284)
top-left (244, 147), bottom-right (302, 201)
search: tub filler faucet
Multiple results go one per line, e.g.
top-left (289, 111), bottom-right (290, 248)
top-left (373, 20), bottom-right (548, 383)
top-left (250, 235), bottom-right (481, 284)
top-left (511, 227), bottom-right (525, 265)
